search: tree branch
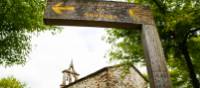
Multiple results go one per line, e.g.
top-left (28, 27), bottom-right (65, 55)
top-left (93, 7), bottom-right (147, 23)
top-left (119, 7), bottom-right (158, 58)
top-left (181, 28), bottom-right (200, 88)
top-left (131, 65), bottom-right (149, 82)
top-left (151, 0), bottom-right (167, 14)
top-left (185, 28), bottom-right (200, 40)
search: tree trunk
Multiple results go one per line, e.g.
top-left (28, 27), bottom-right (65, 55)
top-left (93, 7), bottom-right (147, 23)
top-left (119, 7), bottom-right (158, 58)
top-left (181, 37), bottom-right (200, 88)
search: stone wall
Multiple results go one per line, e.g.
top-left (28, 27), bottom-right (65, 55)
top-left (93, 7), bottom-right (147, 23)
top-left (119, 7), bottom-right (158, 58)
top-left (64, 66), bottom-right (147, 88)
top-left (107, 67), bottom-right (147, 88)
top-left (65, 70), bottom-right (108, 88)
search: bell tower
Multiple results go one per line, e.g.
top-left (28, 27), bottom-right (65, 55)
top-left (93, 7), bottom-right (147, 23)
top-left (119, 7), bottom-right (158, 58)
top-left (60, 60), bottom-right (79, 88)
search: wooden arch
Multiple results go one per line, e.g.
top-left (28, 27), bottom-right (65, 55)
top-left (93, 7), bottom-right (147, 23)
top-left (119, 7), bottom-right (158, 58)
top-left (44, 0), bottom-right (172, 88)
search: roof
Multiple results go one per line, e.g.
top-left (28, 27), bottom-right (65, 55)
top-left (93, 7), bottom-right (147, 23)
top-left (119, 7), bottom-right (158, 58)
top-left (63, 64), bottom-right (148, 88)
top-left (63, 65), bottom-right (115, 88)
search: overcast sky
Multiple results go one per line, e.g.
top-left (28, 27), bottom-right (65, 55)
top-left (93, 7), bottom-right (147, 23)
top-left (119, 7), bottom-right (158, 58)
top-left (0, 26), bottom-right (117, 88)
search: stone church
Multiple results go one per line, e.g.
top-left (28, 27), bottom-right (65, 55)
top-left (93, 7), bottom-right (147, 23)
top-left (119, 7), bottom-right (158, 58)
top-left (60, 62), bottom-right (147, 88)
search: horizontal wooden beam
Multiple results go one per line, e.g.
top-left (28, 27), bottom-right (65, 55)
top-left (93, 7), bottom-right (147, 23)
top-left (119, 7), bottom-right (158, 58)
top-left (44, 0), bottom-right (154, 28)
top-left (44, 19), bottom-right (141, 29)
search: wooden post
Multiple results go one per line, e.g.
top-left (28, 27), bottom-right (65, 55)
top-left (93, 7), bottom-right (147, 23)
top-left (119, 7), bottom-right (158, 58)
top-left (142, 25), bottom-right (172, 88)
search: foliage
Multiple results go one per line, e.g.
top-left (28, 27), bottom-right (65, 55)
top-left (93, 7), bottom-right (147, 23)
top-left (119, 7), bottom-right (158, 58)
top-left (0, 76), bottom-right (26, 88)
top-left (104, 0), bottom-right (200, 87)
top-left (105, 29), bottom-right (144, 69)
top-left (0, 0), bottom-right (53, 66)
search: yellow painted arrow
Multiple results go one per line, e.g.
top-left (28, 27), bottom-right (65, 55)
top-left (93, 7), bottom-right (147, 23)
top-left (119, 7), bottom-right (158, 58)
top-left (128, 8), bottom-right (135, 17)
top-left (52, 2), bottom-right (75, 14)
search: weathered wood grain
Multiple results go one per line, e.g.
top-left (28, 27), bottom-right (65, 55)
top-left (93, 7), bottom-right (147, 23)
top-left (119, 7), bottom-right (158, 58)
top-left (142, 25), bottom-right (172, 88)
top-left (44, 0), bottom-right (154, 29)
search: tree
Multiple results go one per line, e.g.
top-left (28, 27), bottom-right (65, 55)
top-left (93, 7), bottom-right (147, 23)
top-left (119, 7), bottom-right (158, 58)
top-left (0, 0), bottom-right (54, 66)
top-left (0, 76), bottom-right (26, 88)
top-left (104, 0), bottom-right (200, 87)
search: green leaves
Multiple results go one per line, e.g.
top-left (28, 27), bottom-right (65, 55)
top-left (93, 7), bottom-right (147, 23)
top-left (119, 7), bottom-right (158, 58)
top-left (0, 76), bottom-right (26, 88)
top-left (0, 31), bottom-right (30, 66)
top-left (0, 0), bottom-right (52, 66)
top-left (104, 29), bottom-right (144, 66)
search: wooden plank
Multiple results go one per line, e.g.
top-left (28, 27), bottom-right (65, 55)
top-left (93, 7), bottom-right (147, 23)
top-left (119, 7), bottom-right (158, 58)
top-left (44, 0), bottom-right (154, 29)
top-left (142, 25), bottom-right (172, 88)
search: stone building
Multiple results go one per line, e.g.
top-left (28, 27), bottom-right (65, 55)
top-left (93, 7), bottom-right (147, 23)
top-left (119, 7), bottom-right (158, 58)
top-left (60, 61), bottom-right (80, 87)
top-left (60, 64), bottom-right (147, 88)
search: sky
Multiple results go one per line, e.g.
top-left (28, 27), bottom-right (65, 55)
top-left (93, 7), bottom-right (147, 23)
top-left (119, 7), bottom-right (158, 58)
top-left (0, 26), bottom-right (117, 88)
